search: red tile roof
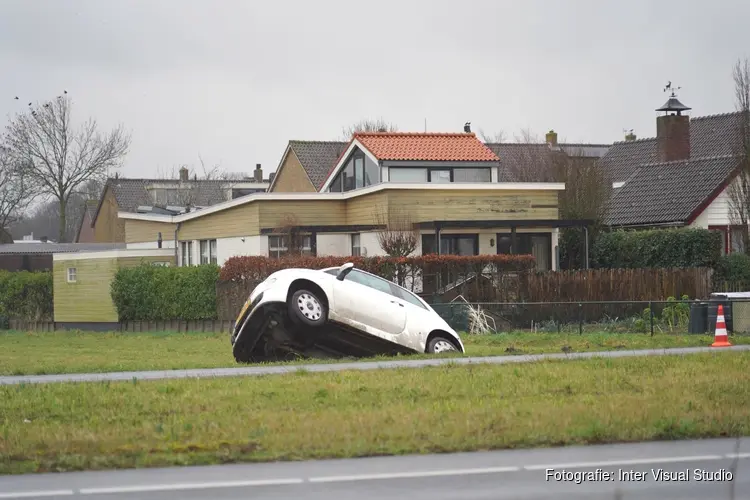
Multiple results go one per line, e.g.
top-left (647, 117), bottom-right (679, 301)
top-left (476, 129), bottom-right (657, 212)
top-left (353, 132), bottom-right (500, 162)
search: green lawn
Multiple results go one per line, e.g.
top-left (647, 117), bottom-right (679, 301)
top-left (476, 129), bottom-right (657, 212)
top-left (1, 351), bottom-right (748, 474)
top-left (1, 329), bottom-right (748, 376)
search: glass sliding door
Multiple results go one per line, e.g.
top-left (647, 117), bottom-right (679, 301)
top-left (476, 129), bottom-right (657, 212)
top-left (496, 232), bottom-right (551, 271)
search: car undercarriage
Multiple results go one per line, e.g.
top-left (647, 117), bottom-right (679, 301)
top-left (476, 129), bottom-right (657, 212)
top-left (231, 302), bottom-right (418, 363)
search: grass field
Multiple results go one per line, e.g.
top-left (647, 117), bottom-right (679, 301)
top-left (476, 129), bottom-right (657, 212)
top-left (1, 329), bottom-right (748, 376)
top-left (1, 351), bottom-right (748, 474)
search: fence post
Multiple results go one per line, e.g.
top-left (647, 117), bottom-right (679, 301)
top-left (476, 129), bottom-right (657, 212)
top-left (578, 303), bottom-right (583, 335)
top-left (649, 301), bottom-right (654, 336)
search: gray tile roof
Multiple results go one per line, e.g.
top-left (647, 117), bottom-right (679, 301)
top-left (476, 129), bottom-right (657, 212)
top-left (599, 112), bottom-right (745, 183)
top-left (599, 111), bottom-right (746, 226)
top-left (106, 178), bottom-right (232, 212)
top-left (604, 155), bottom-right (740, 226)
top-left (288, 141), bottom-right (348, 189)
top-left (0, 242), bottom-right (126, 255)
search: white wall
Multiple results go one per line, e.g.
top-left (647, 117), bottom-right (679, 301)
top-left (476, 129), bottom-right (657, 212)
top-left (359, 232), bottom-right (387, 256)
top-left (551, 228), bottom-right (559, 271)
top-left (217, 236), bottom-right (264, 266)
top-left (689, 180), bottom-right (735, 228)
top-left (317, 234), bottom-right (349, 256)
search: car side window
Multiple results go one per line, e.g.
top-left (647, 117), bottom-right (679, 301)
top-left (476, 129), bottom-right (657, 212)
top-left (347, 270), bottom-right (397, 296)
top-left (393, 286), bottom-right (428, 310)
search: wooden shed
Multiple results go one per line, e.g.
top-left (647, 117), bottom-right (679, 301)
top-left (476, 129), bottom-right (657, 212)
top-left (53, 248), bottom-right (175, 329)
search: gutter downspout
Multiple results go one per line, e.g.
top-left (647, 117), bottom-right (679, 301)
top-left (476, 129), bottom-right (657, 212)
top-left (174, 222), bottom-right (181, 265)
top-left (583, 226), bottom-right (589, 270)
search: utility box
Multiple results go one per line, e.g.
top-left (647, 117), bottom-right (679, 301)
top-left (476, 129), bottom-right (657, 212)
top-left (711, 292), bottom-right (750, 334)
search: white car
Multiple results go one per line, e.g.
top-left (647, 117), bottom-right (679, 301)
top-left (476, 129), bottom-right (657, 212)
top-left (231, 263), bottom-right (465, 363)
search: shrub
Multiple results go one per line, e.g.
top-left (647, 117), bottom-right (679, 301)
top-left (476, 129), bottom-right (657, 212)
top-left (110, 264), bottom-right (220, 321)
top-left (713, 253), bottom-right (750, 284)
top-left (592, 228), bottom-right (722, 269)
top-left (0, 270), bottom-right (53, 322)
top-left (219, 254), bottom-right (536, 282)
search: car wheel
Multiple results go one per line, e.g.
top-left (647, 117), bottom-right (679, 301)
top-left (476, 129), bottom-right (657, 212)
top-left (289, 289), bottom-right (327, 327)
top-left (427, 336), bottom-right (458, 354)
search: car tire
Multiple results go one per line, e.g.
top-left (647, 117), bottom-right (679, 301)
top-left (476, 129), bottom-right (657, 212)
top-left (426, 336), bottom-right (459, 354)
top-left (288, 289), bottom-right (327, 327)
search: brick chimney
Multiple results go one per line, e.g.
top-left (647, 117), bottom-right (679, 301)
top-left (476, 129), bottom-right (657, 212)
top-left (254, 163), bottom-right (263, 182)
top-left (545, 130), bottom-right (558, 147)
top-left (655, 89), bottom-right (692, 162)
top-left (179, 166), bottom-right (189, 181)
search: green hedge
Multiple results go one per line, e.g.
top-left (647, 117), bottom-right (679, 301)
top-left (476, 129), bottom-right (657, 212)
top-left (0, 270), bottom-right (53, 324)
top-left (713, 253), bottom-right (750, 284)
top-left (592, 228), bottom-right (722, 269)
top-left (110, 264), bottom-right (220, 321)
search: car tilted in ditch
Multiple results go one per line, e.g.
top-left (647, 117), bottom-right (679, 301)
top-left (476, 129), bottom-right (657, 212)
top-left (231, 262), bottom-right (465, 363)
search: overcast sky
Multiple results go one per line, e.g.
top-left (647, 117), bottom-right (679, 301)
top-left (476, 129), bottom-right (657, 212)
top-left (1, 0), bottom-right (748, 180)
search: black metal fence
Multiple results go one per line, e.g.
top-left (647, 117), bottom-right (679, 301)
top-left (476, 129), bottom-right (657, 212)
top-left (428, 297), bottom-right (750, 335)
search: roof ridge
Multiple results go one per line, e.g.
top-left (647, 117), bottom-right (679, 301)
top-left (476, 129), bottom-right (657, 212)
top-left (639, 153), bottom-right (740, 167)
top-left (353, 132), bottom-right (475, 137)
top-left (690, 110), bottom-right (743, 121)
top-left (289, 140), bottom-right (347, 144)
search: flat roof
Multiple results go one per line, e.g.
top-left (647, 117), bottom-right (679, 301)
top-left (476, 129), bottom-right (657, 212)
top-left (117, 182), bottom-right (566, 224)
top-left (52, 248), bottom-right (175, 261)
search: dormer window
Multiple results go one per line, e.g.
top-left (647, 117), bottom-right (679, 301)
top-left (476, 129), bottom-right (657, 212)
top-left (328, 149), bottom-right (379, 192)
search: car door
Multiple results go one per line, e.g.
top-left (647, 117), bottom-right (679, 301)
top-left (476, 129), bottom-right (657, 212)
top-left (332, 270), bottom-right (406, 336)
top-left (391, 286), bottom-right (436, 350)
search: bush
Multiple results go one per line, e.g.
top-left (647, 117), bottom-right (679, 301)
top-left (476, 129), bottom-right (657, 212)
top-left (0, 270), bottom-right (53, 322)
top-left (713, 253), bottom-right (750, 284)
top-left (219, 254), bottom-right (536, 282)
top-left (592, 228), bottom-right (722, 269)
top-left (110, 264), bottom-right (220, 321)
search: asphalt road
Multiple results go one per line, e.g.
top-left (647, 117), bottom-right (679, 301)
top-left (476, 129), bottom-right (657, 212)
top-left (1, 438), bottom-right (748, 499)
top-left (1, 345), bottom-right (748, 386)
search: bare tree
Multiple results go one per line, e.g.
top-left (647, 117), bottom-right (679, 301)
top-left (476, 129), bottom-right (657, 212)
top-left (478, 129), bottom-right (506, 143)
top-left (153, 155), bottom-right (234, 208)
top-left (340, 118), bottom-right (398, 140)
top-left (374, 206), bottom-right (419, 258)
top-left (3, 94), bottom-right (130, 242)
top-left (727, 57), bottom-right (750, 254)
top-left (0, 145), bottom-right (34, 241)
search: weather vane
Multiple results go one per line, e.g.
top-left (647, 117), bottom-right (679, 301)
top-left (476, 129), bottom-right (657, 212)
top-left (663, 81), bottom-right (681, 98)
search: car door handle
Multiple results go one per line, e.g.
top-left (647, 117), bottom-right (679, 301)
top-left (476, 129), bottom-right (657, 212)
top-left (391, 300), bottom-right (404, 307)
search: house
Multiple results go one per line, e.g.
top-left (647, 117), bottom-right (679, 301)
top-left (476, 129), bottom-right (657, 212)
top-left (0, 242), bottom-right (125, 272)
top-left (598, 92), bottom-right (746, 254)
top-left (53, 248), bottom-right (175, 328)
top-left (86, 165), bottom-right (272, 243)
top-left (119, 132), bottom-right (590, 272)
top-left (75, 200), bottom-right (99, 243)
top-left (485, 131), bottom-right (610, 182)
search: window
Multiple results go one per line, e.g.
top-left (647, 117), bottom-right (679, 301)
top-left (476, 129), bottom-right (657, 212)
top-left (67, 267), bottom-right (77, 283)
top-left (351, 233), bottom-right (361, 256)
top-left (200, 239), bottom-right (218, 265)
top-left (180, 241), bottom-right (193, 266)
top-left (496, 232), bottom-right (551, 271)
top-left (347, 270), bottom-right (397, 296)
top-left (422, 234), bottom-right (478, 256)
top-left (389, 168), bottom-right (428, 183)
top-left (393, 286), bottom-right (427, 309)
top-left (268, 234), bottom-right (313, 258)
top-left (731, 228), bottom-right (746, 254)
top-left (328, 150), bottom-right (380, 192)
top-left (454, 168), bottom-right (491, 182)
top-left (388, 167), bottom-right (492, 184)
top-left (429, 170), bottom-right (451, 183)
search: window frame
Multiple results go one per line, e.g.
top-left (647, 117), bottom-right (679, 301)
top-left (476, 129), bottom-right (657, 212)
top-left (66, 267), bottom-right (77, 283)
top-left (351, 233), bottom-right (361, 256)
top-left (329, 150), bottom-right (378, 192)
top-left (268, 234), bottom-right (313, 258)
top-left (180, 240), bottom-right (193, 266)
top-left (199, 239), bottom-right (218, 265)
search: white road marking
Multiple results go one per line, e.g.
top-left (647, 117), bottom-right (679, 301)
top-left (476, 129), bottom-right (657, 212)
top-left (78, 478), bottom-right (304, 494)
top-left (308, 466), bottom-right (521, 483)
top-left (523, 454), bottom-right (727, 471)
top-left (0, 491), bottom-right (74, 499)
top-left (2, 452), bottom-right (748, 498)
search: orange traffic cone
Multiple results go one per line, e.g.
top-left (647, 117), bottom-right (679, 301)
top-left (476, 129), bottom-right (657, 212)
top-left (711, 304), bottom-right (732, 347)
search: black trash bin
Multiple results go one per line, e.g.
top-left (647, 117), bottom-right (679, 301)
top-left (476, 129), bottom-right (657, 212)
top-left (688, 301), bottom-right (709, 334)
top-left (707, 296), bottom-right (733, 333)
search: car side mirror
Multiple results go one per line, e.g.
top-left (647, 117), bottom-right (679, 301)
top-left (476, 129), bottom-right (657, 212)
top-left (336, 262), bottom-right (354, 281)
